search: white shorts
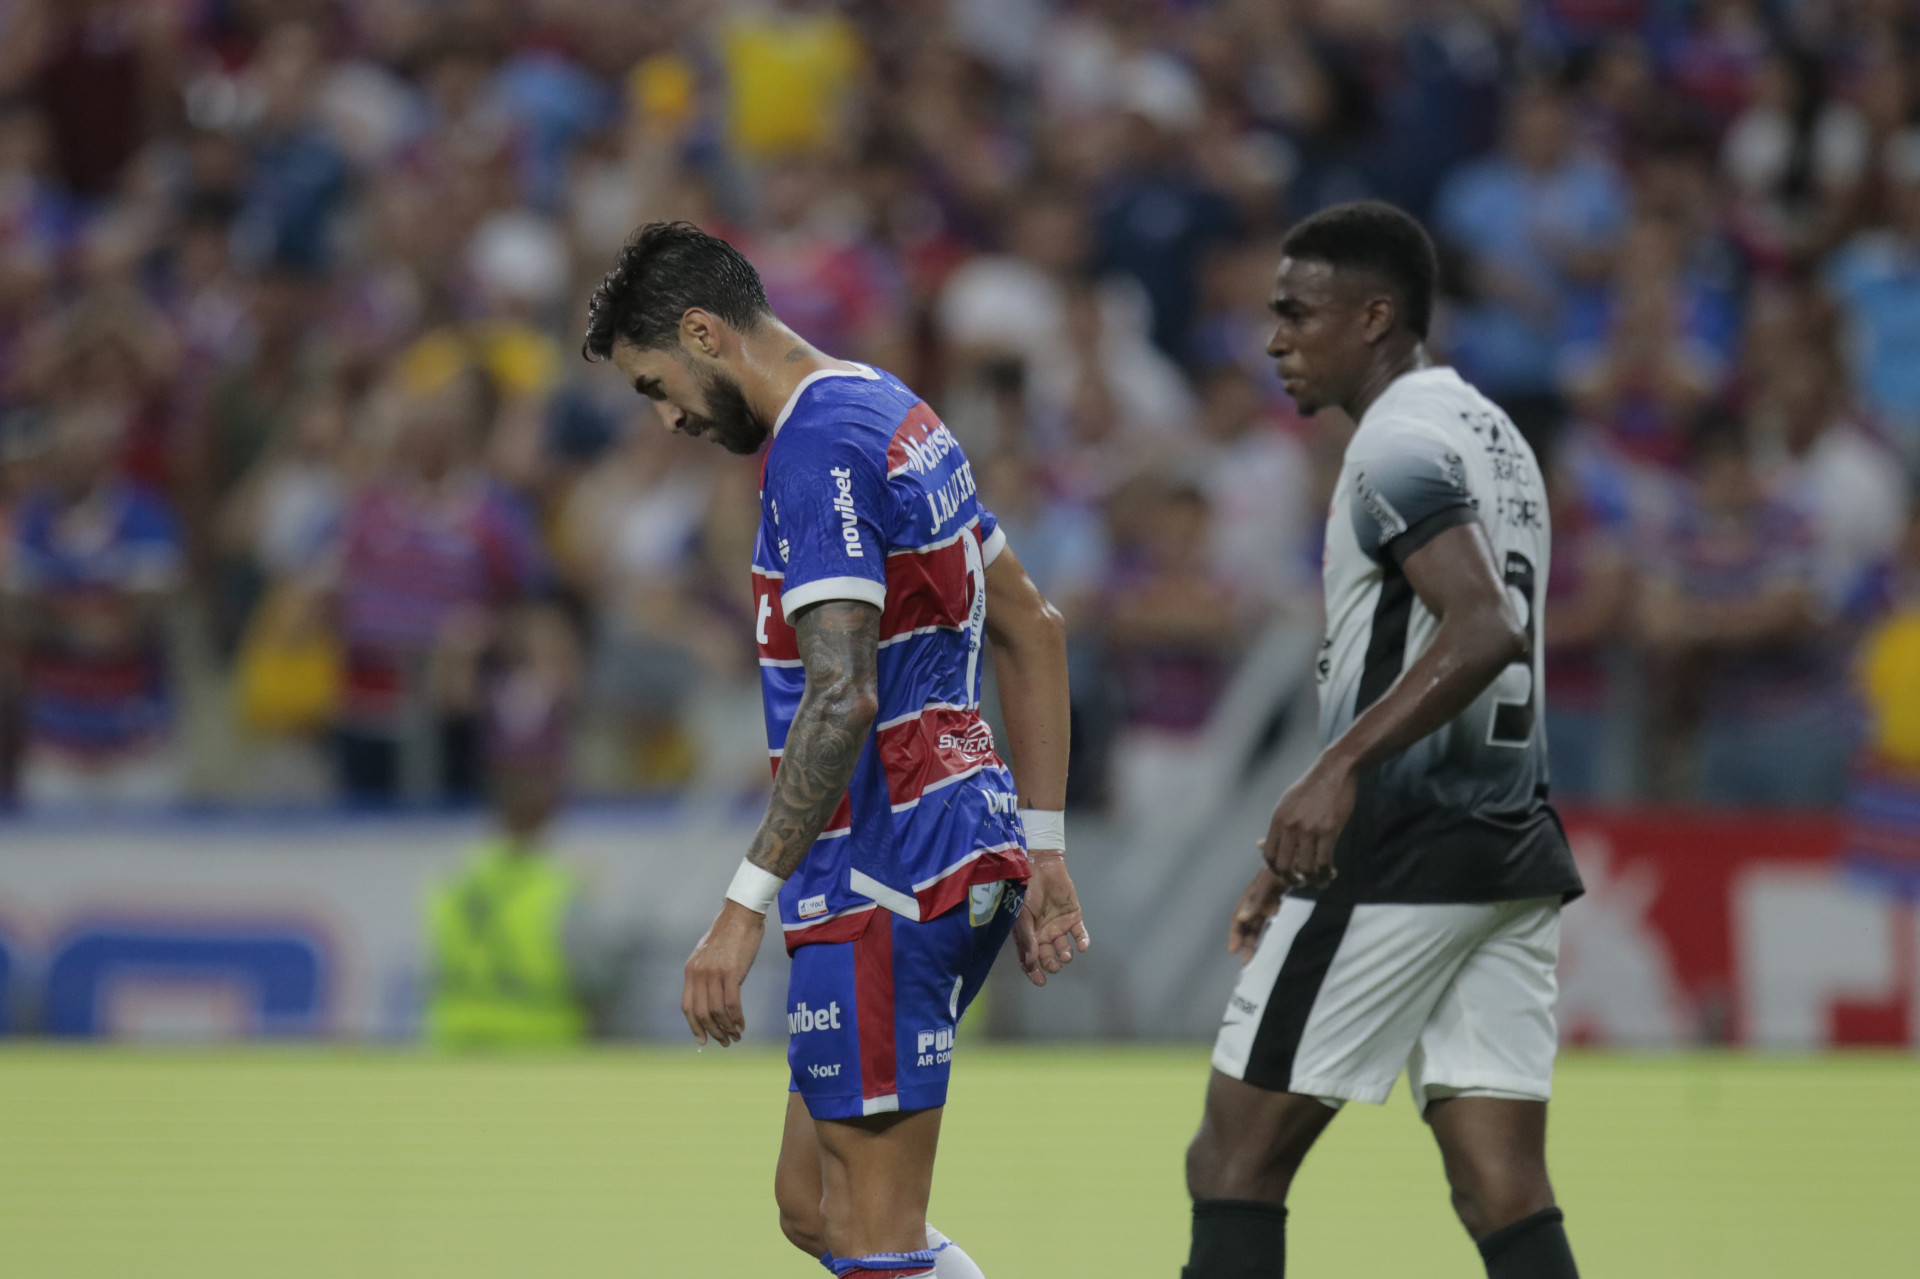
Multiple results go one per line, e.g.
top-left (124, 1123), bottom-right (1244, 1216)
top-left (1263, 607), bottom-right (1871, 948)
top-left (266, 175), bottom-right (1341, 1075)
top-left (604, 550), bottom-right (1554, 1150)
top-left (1211, 896), bottom-right (1562, 1114)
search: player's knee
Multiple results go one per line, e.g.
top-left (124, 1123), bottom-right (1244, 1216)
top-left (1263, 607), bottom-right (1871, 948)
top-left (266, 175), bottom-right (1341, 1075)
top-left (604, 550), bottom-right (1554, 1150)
top-left (1184, 1125), bottom-right (1215, 1198)
top-left (774, 1175), bottom-right (828, 1257)
top-left (1186, 1114), bottom-right (1303, 1204)
top-left (1446, 1160), bottom-right (1555, 1239)
top-left (778, 1202), bottom-right (829, 1258)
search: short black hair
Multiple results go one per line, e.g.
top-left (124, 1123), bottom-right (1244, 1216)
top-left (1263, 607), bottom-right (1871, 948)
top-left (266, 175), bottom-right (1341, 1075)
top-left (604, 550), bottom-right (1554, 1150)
top-left (582, 221), bottom-right (772, 360)
top-left (1280, 200), bottom-right (1438, 339)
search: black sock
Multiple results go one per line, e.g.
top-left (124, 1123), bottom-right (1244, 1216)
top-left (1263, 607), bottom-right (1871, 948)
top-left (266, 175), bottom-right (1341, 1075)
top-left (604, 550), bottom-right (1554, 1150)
top-left (1478, 1207), bottom-right (1579, 1279)
top-left (1182, 1199), bottom-right (1287, 1279)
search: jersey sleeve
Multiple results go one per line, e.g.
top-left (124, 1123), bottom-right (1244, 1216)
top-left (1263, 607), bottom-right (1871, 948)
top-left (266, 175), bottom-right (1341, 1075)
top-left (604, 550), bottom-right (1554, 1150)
top-left (766, 432), bottom-right (892, 622)
top-left (977, 505), bottom-right (1007, 565)
top-left (1347, 419), bottom-right (1478, 566)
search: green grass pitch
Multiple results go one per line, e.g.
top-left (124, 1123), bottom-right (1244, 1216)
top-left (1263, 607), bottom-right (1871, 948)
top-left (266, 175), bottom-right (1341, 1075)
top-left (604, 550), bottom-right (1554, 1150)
top-left (0, 1046), bottom-right (1914, 1277)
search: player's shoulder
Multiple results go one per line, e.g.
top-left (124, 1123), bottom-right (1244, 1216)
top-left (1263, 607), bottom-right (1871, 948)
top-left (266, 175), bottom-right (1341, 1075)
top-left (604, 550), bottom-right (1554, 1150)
top-left (772, 364), bottom-right (921, 469)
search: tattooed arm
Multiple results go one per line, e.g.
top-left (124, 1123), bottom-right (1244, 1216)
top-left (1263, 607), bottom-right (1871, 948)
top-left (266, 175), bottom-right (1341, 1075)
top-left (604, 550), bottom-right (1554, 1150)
top-left (681, 600), bottom-right (881, 1046)
top-left (746, 601), bottom-right (881, 878)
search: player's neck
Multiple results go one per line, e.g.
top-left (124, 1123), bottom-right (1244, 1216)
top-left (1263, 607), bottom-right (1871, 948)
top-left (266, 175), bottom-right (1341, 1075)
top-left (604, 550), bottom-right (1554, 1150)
top-left (1344, 341), bottom-right (1431, 423)
top-left (738, 321), bottom-right (865, 429)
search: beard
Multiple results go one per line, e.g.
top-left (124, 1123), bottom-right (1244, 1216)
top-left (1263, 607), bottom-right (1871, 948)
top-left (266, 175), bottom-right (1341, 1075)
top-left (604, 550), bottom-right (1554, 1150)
top-left (683, 362), bottom-right (771, 455)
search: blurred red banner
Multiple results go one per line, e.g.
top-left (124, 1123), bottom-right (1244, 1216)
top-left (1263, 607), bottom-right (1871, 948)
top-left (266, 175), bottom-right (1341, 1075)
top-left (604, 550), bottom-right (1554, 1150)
top-left (1558, 810), bottom-right (1917, 1048)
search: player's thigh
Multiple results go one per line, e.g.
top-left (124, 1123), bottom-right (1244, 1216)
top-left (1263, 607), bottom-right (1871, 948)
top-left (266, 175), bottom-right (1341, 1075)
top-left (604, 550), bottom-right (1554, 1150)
top-left (1187, 1068), bottom-right (1338, 1203)
top-left (1211, 897), bottom-right (1485, 1106)
top-left (1407, 898), bottom-right (1562, 1117)
top-left (812, 1105), bottom-right (945, 1251)
top-left (774, 1090), bottom-right (824, 1229)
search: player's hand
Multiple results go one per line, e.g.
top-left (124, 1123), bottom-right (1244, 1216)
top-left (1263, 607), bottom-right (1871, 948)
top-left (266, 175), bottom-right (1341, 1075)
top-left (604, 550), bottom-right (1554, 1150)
top-left (1013, 850), bottom-right (1091, 987)
top-left (1259, 753), bottom-right (1357, 892)
top-left (1227, 864), bottom-right (1286, 962)
top-left (682, 900), bottom-right (764, 1047)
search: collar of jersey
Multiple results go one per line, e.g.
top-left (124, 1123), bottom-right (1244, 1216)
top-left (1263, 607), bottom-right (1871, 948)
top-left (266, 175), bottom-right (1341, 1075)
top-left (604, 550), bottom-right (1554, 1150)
top-left (772, 362), bottom-right (880, 436)
top-left (1363, 364), bottom-right (1460, 425)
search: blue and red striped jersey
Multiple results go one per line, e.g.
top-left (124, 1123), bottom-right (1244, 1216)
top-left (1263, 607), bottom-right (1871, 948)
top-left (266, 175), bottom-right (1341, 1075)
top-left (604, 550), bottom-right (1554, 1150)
top-left (753, 365), bottom-right (1030, 951)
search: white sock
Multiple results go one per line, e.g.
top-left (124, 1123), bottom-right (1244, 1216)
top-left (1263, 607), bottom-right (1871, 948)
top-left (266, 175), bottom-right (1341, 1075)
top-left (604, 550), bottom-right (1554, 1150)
top-left (926, 1224), bottom-right (986, 1278)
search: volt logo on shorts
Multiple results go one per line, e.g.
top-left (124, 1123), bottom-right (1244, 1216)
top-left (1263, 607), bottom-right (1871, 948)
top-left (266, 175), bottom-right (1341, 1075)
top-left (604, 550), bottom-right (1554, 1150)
top-left (807, 1063), bottom-right (841, 1079)
top-left (829, 468), bottom-right (865, 558)
top-left (914, 1027), bottom-right (955, 1067)
top-left (789, 1001), bottom-right (843, 1033)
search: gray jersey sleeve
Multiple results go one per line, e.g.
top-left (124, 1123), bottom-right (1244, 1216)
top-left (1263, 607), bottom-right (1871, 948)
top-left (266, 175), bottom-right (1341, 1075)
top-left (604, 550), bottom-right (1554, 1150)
top-left (1347, 419), bottom-right (1478, 566)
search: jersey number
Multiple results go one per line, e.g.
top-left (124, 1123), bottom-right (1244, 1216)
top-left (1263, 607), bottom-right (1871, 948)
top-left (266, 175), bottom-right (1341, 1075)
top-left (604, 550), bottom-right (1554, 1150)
top-left (1486, 551), bottom-right (1537, 748)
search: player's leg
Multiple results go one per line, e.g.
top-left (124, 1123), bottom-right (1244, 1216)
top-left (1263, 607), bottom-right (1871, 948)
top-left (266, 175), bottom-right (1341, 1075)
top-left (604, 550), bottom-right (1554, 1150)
top-left (775, 1090), bottom-right (831, 1260)
top-left (1187, 1071), bottom-right (1337, 1202)
top-left (1409, 898), bottom-right (1579, 1278)
top-left (894, 882), bottom-right (1024, 1279)
top-left (1427, 1097), bottom-right (1576, 1276)
top-left (1189, 897), bottom-right (1486, 1277)
top-left (775, 1089), bottom-right (986, 1277)
top-left (814, 1105), bottom-right (944, 1270)
top-left (1182, 1069), bottom-right (1335, 1277)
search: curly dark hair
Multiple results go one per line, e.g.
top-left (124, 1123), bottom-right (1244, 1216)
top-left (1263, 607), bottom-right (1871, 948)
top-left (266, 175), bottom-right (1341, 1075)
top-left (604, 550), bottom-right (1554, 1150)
top-left (1281, 200), bottom-right (1438, 339)
top-left (581, 221), bottom-right (772, 360)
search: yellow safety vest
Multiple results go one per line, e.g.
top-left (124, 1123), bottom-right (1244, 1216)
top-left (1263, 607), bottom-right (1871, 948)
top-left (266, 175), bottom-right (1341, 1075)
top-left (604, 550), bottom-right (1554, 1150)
top-left (426, 843), bottom-right (587, 1048)
top-left (1864, 608), bottom-right (1920, 768)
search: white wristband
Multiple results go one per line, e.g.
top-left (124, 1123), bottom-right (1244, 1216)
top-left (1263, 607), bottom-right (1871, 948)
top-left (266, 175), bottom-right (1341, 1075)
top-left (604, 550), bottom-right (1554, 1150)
top-left (725, 860), bottom-right (786, 914)
top-left (1019, 808), bottom-right (1066, 852)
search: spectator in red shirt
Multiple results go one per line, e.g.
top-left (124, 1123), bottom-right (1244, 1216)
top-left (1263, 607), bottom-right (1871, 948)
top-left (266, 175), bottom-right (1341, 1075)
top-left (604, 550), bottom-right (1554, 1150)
top-left (1641, 411), bottom-right (1854, 807)
top-left (3, 399), bottom-right (183, 807)
top-left (1100, 474), bottom-right (1245, 735)
top-left (1541, 432), bottom-right (1635, 802)
top-left (326, 370), bottom-right (547, 805)
top-left (731, 157), bottom-right (906, 372)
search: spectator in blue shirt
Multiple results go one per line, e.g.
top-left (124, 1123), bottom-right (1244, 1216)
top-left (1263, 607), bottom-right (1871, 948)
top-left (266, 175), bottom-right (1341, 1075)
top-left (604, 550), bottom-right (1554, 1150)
top-left (233, 23), bottom-right (348, 274)
top-left (1826, 139), bottom-right (1920, 469)
top-left (1092, 72), bottom-right (1240, 369)
top-left (1434, 78), bottom-right (1629, 421)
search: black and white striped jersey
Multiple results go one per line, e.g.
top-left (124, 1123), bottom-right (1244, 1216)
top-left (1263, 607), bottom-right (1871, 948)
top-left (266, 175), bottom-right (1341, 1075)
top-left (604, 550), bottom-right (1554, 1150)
top-left (1305, 366), bottom-right (1582, 905)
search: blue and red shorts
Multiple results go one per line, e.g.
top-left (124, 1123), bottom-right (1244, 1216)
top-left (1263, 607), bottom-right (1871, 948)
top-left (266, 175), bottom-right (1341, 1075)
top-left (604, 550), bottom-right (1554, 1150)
top-left (787, 879), bottom-right (1022, 1120)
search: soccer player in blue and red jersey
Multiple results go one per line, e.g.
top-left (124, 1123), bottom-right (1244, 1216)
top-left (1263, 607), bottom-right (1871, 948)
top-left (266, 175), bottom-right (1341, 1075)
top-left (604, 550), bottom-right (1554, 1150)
top-left (584, 222), bottom-right (1089, 1279)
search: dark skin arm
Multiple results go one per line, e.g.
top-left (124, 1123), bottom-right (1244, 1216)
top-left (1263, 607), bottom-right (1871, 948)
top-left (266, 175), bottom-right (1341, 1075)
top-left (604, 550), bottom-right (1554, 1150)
top-left (982, 545), bottom-right (1089, 984)
top-left (1234, 520), bottom-right (1526, 954)
top-left (682, 600), bottom-right (880, 1045)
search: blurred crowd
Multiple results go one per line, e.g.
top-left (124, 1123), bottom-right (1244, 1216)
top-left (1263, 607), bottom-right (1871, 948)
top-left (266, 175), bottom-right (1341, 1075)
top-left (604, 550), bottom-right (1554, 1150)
top-left (1, 0), bottom-right (1918, 816)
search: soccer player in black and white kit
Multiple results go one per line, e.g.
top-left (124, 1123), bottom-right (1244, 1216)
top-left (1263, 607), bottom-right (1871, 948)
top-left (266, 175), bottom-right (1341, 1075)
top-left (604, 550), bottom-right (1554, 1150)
top-left (1181, 202), bottom-right (1585, 1279)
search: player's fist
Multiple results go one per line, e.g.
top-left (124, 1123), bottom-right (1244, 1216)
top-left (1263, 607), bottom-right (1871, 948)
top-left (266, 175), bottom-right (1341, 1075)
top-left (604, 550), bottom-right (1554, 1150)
top-left (1228, 864), bottom-right (1286, 961)
top-left (682, 900), bottom-right (765, 1047)
top-left (1259, 754), bottom-right (1356, 892)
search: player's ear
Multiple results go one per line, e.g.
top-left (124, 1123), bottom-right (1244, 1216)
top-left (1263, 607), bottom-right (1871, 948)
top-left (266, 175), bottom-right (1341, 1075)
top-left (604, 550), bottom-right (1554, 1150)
top-left (1362, 294), bottom-right (1397, 344)
top-left (679, 308), bottom-right (722, 359)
